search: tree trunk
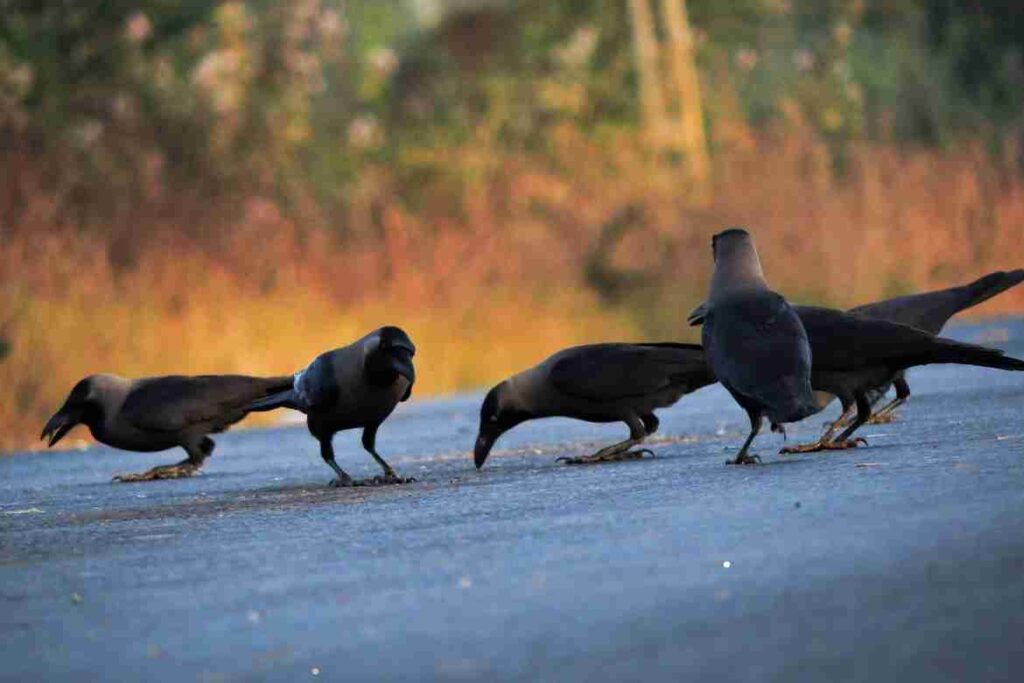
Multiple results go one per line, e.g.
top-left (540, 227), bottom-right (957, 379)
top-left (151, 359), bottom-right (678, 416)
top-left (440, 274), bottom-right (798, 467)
top-left (627, 0), bottom-right (668, 145)
top-left (661, 0), bottom-right (709, 188)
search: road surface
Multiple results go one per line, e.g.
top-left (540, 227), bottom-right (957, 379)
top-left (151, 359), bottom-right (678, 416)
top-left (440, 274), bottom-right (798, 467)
top-left (3, 319), bottom-right (1024, 681)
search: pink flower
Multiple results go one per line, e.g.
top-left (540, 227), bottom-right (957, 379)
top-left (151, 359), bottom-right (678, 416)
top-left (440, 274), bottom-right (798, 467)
top-left (125, 12), bottom-right (152, 44)
top-left (735, 48), bottom-right (758, 71)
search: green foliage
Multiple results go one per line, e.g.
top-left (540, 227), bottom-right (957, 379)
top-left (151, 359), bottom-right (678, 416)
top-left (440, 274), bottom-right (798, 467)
top-left (2, 0), bottom-right (1022, 224)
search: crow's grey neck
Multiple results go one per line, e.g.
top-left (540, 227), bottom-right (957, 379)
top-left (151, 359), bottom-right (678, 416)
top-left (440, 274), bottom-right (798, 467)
top-left (505, 369), bottom-right (550, 416)
top-left (90, 376), bottom-right (132, 428)
top-left (708, 241), bottom-right (769, 300)
top-left (91, 375), bottom-right (133, 404)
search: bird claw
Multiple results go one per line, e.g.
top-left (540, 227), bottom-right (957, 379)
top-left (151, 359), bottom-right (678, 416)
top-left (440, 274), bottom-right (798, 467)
top-left (780, 442), bottom-right (822, 455)
top-left (112, 463), bottom-right (201, 482)
top-left (557, 448), bottom-right (654, 465)
top-left (726, 453), bottom-right (761, 465)
top-left (780, 436), bottom-right (867, 454)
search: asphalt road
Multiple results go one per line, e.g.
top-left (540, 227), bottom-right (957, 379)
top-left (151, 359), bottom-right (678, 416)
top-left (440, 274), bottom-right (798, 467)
top-left (3, 319), bottom-right (1024, 682)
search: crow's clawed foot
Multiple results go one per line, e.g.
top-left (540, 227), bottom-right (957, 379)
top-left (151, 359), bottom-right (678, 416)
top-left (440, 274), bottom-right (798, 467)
top-left (331, 474), bottom-right (416, 488)
top-left (557, 448), bottom-right (654, 465)
top-left (828, 437), bottom-right (868, 449)
top-left (726, 453), bottom-right (761, 465)
top-left (865, 411), bottom-right (898, 424)
top-left (780, 440), bottom-right (826, 455)
top-left (780, 436), bottom-right (867, 454)
top-left (113, 462), bottom-right (202, 483)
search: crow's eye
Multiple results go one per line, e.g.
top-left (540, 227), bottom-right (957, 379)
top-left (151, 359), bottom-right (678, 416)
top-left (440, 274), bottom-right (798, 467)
top-left (489, 414), bottom-right (499, 423)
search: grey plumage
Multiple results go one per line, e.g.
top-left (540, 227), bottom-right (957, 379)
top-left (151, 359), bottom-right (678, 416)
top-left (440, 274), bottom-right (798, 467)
top-left (41, 373), bottom-right (294, 481)
top-left (780, 305), bottom-right (1024, 452)
top-left (247, 326), bottom-right (416, 486)
top-left (700, 228), bottom-right (819, 464)
top-left (473, 342), bottom-right (713, 469)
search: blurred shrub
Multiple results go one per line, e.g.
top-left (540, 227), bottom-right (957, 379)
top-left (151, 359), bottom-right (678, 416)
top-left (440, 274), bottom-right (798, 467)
top-left (2, 0), bottom-right (1022, 226)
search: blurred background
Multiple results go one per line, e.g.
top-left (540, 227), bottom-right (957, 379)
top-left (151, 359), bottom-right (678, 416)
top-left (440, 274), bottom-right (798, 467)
top-left (2, 0), bottom-right (1023, 451)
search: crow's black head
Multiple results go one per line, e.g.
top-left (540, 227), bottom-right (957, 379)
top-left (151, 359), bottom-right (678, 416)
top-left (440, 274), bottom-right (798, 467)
top-left (473, 382), bottom-right (531, 469)
top-left (378, 326), bottom-right (415, 355)
top-left (40, 376), bottom-right (108, 447)
top-left (711, 227), bottom-right (751, 260)
top-left (366, 327), bottom-right (416, 391)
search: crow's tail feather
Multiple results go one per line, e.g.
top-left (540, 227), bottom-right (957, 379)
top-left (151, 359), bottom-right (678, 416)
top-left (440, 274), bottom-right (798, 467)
top-left (957, 269), bottom-right (1024, 313)
top-left (922, 338), bottom-right (1024, 372)
top-left (247, 389), bottom-right (299, 412)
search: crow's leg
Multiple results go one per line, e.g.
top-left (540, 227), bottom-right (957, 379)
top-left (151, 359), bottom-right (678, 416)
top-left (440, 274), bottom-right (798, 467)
top-left (641, 413), bottom-right (660, 437)
top-left (866, 375), bottom-right (910, 424)
top-left (830, 391), bottom-right (873, 446)
top-left (782, 392), bottom-right (868, 454)
top-left (113, 437), bottom-right (213, 483)
top-left (355, 424), bottom-right (415, 485)
top-left (728, 408), bottom-right (763, 465)
top-left (829, 404), bottom-right (857, 431)
top-left (558, 416), bottom-right (654, 465)
top-left (318, 437), bottom-right (356, 488)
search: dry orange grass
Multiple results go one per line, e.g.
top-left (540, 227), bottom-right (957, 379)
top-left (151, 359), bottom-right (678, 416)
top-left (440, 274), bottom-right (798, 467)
top-left (698, 136), bottom-right (1024, 311)
top-left (2, 131), bottom-right (1022, 452)
top-left (0, 228), bottom-right (635, 453)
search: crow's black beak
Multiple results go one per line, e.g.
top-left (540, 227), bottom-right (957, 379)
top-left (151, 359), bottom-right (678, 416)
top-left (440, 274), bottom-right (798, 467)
top-left (687, 302), bottom-right (707, 327)
top-left (388, 348), bottom-right (416, 386)
top-left (473, 424), bottom-right (503, 470)
top-left (41, 407), bottom-right (81, 448)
